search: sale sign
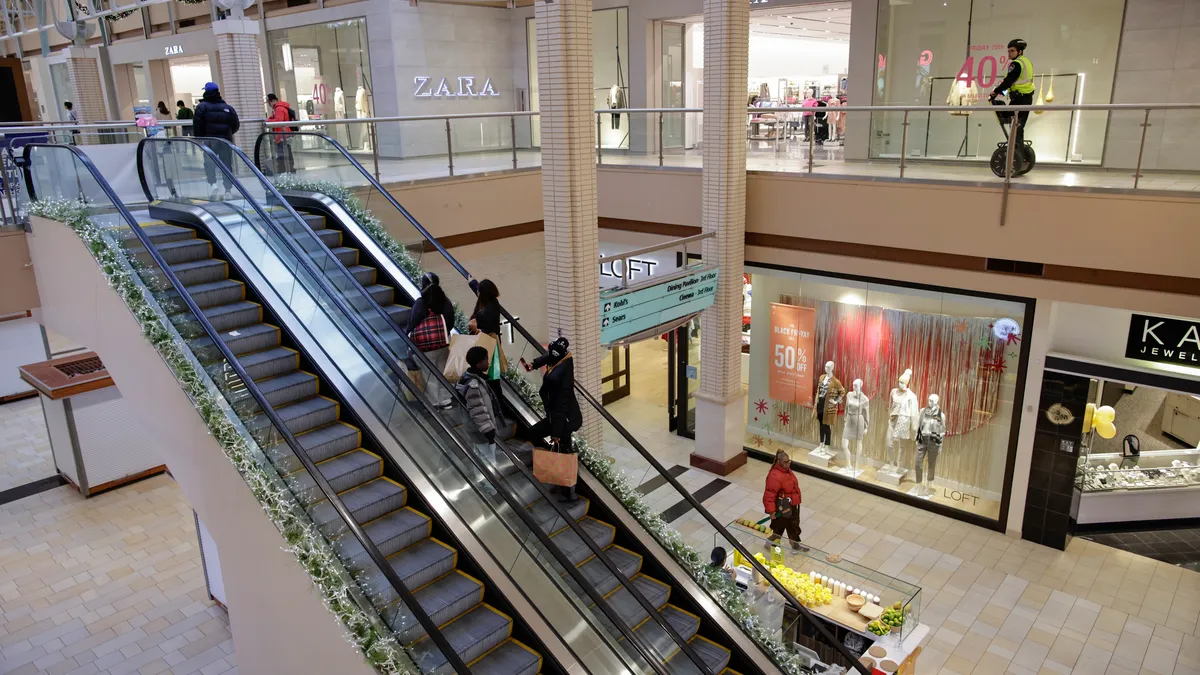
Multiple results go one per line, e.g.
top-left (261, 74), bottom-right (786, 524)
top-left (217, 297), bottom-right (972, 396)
top-left (769, 303), bottom-right (816, 406)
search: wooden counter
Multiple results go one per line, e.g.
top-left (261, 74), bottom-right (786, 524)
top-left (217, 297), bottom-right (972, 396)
top-left (19, 351), bottom-right (114, 399)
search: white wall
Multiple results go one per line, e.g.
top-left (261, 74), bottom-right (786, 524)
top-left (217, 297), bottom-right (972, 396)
top-left (748, 34), bottom-right (849, 86)
top-left (1048, 302), bottom-right (1200, 385)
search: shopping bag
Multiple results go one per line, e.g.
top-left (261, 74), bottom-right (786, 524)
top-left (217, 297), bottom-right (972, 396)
top-left (533, 447), bottom-right (578, 487)
top-left (411, 310), bottom-right (449, 352)
top-left (487, 339), bottom-right (504, 380)
top-left (443, 333), bottom-right (496, 383)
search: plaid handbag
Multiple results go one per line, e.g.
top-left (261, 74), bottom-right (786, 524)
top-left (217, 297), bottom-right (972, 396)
top-left (411, 310), bottom-right (449, 352)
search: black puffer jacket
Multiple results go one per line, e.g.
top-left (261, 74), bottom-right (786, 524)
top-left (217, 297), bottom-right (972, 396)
top-left (532, 353), bottom-right (583, 441)
top-left (193, 91), bottom-right (240, 141)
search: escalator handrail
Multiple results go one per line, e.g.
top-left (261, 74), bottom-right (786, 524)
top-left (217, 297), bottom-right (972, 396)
top-left (256, 130), bottom-right (871, 674)
top-left (140, 136), bottom-right (701, 675)
top-left (29, 141), bottom-right (472, 675)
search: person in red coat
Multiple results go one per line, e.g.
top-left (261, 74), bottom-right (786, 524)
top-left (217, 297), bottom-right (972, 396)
top-left (762, 450), bottom-right (804, 550)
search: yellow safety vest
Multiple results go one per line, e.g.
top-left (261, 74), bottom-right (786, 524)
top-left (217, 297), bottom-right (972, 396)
top-left (1011, 55), bottom-right (1035, 95)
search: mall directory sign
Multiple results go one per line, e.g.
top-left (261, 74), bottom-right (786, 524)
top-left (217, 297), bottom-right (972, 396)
top-left (599, 267), bottom-right (719, 344)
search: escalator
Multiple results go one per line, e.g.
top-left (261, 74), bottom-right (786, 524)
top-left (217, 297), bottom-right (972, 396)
top-left (255, 132), bottom-right (874, 675)
top-left (131, 137), bottom-right (746, 675)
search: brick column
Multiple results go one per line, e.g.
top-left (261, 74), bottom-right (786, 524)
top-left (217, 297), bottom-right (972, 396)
top-left (692, 0), bottom-right (749, 476)
top-left (213, 19), bottom-right (266, 153)
top-left (535, 0), bottom-right (602, 447)
top-left (65, 49), bottom-right (104, 144)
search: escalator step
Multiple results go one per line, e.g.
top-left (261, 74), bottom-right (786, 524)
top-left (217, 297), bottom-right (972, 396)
top-left (330, 246), bottom-right (359, 267)
top-left (296, 213), bottom-right (326, 230)
top-left (385, 304), bottom-right (412, 328)
top-left (151, 238), bottom-right (213, 265)
top-left (347, 265), bottom-right (377, 286)
top-left (549, 517), bottom-right (616, 566)
top-left (313, 228), bottom-right (341, 248)
top-left (310, 477), bottom-right (406, 532)
top-left (283, 447), bottom-right (381, 500)
top-left (412, 603), bottom-right (512, 670)
top-left (132, 222), bottom-right (195, 244)
top-left (200, 300), bottom-right (262, 332)
top-left (365, 283), bottom-right (394, 306)
top-left (663, 636), bottom-right (732, 675)
top-left (467, 638), bottom-right (541, 675)
top-left (633, 604), bottom-right (702, 660)
top-left (334, 505), bottom-right (431, 573)
top-left (385, 568), bottom-right (481, 640)
top-left (189, 323), bottom-right (279, 358)
top-left (272, 395), bottom-right (340, 435)
top-left (291, 421), bottom-right (362, 465)
top-left (572, 545), bottom-right (643, 597)
top-left (171, 258), bottom-right (228, 286)
top-left (527, 495), bottom-right (589, 535)
top-left (363, 538), bottom-right (457, 609)
top-left (601, 574), bottom-right (671, 629)
top-left (254, 370), bottom-right (319, 408)
top-left (185, 279), bottom-right (245, 309)
top-left (235, 345), bottom-right (297, 379)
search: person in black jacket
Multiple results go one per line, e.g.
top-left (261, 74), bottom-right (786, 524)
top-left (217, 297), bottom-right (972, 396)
top-left (522, 336), bottom-right (583, 502)
top-left (192, 82), bottom-right (240, 200)
top-left (407, 272), bottom-right (457, 407)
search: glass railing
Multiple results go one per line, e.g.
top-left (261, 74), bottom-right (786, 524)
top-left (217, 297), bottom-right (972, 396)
top-left (261, 102), bottom-right (1200, 195)
top-left (21, 142), bottom-right (454, 675)
top-left (137, 136), bottom-right (705, 675)
top-left (252, 131), bottom-right (872, 675)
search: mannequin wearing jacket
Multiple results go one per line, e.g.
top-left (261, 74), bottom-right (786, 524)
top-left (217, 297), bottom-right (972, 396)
top-left (914, 394), bottom-right (946, 496)
top-left (883, 368), bottom-right (919, 473)
top-left (812, 361), bottom-right (846, 451)
top-left (355, 86), bottom-right (371, 150)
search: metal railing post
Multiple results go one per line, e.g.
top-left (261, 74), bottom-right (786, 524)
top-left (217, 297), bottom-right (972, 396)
top-left (511, 115), bottom-right (518, 171)
top-left (596, 113), bottom-right (603, 165)
top-left (658, 112), bottom-right (664, 167)
top-left (807, 115), bottom-right (814, 174)
top-left (1134, 108), bottom-right (1152, 190)
top-left (445, 118), bottom-right (454, 177)
top-left (899, 111), bottom-right (910, 178)
top-left (369, 122), bottom-right (380, 183)
top-left (999, 113), bottom-right (1018, 227)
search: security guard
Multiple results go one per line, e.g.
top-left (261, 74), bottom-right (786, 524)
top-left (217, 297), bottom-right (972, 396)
top-left (990, 39), bottom-right (1035, 150)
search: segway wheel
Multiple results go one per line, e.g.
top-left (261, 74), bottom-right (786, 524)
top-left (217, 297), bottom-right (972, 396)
top-left (991, 144), bottom-right (1026, 177)
top-left (1017, 144), bottom-right (1036, 175)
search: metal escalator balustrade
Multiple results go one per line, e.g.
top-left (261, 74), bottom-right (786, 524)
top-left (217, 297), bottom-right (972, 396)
top-left (21, 142), bottom-right (496, 675)
top-left (253, 130), bottom-right (873, 675)
top-left (138, 136), bottom-right (721, 675)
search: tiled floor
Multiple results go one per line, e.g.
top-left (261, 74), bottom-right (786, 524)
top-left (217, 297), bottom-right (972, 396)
top-left (605, 395), bottom-right (1200, 675)
top-left (0, 471), bottom-right (236, 675)
top-left (1083, 530), bottom-right (1200, 571)
top-left (0, 399), bottom-right (56, 496)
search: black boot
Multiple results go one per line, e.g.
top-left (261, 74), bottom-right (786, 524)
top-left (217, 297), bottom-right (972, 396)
top-left (556, 484), bottom-right (580, 504)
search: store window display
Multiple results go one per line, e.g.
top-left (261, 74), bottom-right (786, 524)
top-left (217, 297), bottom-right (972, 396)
top-left (744, 267), bottom-right (1030, 522)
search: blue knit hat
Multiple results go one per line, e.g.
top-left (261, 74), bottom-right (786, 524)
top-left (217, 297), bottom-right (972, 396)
top-left (203, 82), bottom-right (220, 93)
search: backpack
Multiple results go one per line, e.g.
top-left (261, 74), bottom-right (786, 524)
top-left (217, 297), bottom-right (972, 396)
top-left (286, 106), bottom-right (299, 132)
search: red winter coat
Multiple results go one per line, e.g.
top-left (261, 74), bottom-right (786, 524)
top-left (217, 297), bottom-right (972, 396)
top-left (763, 463), bottom-right (801, 515)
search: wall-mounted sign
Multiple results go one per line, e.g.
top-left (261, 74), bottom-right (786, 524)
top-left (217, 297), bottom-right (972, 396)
top-left (599, 256), bottom-right (659, 284)
top-left (413, 76), bottom-right (500, 99)
top-left (768, 303), bottom-right (816, 406)
top-left (1126, 313), bottom-right (1200, 367)
top-left (599, 268), bottom-right (718, 344)
top-left (164, 45), bottom-right (184, 57)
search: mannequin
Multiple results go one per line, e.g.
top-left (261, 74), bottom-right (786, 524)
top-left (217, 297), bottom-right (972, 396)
top-left (333, 87), bottom-right (347, 145)
top-left (914, 394), bottom-right (946, 497)
top-left (883, 368), bottom-right (919, 474)
top-left (355, 85), bottom-right (371, 151)
top-left (812, 362), bottom-right (846, 454)
top-left (840, 379), bottom-right (869, 475)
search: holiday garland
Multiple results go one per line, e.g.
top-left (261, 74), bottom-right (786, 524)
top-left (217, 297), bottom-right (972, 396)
top-left (272, 179), bottom-right (808, 675)
top-left (29, 199), bottom-right (416, 675)
top-left (72, 0), bottom-right (135, 22)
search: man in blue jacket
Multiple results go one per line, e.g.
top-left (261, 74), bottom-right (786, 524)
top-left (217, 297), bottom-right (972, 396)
top-left (193, 82), bottom-right (240, 200)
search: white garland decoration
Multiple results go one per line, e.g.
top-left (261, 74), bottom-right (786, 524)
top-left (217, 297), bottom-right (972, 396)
top-left (266, 179), bottom-right (807, 674)
top-left (29, 199), bottom-right (416, 675)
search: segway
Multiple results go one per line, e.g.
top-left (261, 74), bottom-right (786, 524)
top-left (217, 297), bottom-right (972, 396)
top-left (989, 98), bottom-right (1035, 177)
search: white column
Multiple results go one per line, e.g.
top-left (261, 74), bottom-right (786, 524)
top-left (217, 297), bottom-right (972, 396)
top-left (65, 48), bottom-right (104, 144)
top-left (535, 0), bottom-right (602, 446)
top-left (213, 19), bottom-right (266, 152)
top-left (692, 0), bottom-right (749, 475)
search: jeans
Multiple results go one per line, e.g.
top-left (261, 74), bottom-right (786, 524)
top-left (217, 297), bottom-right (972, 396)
top-left (421, 347), bottom-right (451, 405)
top-left (204, 140), bottom-right (234, 191)
top-left (915, 440), bottom-right (941, 483)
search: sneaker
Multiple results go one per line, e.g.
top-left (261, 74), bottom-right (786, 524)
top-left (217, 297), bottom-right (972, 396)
top-left (209, 184), bottom-right (221, 201)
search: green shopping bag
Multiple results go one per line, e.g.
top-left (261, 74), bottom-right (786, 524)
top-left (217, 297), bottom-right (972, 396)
top-left (487, 340), bottom-right (503, 380)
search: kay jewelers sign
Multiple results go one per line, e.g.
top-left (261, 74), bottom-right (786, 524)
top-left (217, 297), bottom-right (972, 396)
top-left (600, 268), bottom-right (719, 344)
top-left (1126, 313), bottom-right (1200, 366)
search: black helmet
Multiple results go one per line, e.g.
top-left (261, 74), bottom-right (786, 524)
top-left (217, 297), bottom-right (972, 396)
top-left (1008, 39), bottom-right (1027, 51)
top-left (420, 271), bottom-right (440, 290)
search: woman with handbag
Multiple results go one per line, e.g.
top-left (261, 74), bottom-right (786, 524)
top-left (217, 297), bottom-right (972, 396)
top-left (763, 450), bottom-right (805, 551)
top-left (407, 272), bottom-right (457, 408)
top-left (522, 337), bottom-right (583, 503)
top-left (469, 278), bottom-right (506, 398)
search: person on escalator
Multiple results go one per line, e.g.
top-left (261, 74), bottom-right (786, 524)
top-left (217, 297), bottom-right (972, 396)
top-left (521, 336), bottom-right (583, 503)
top-left (456, 346), bottom-right (515, 466)
top-left (407, 272), bottom-right (457, 409)
top-left (469, 278), bottom-right (506, 399)
top-left (193, 82), bottom-right (240, 201)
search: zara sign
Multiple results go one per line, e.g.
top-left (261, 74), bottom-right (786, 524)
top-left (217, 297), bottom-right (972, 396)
top-left (1126, 313), bottom-right (1200, 367)
top-left (413, 76), bottom-right (500, 99)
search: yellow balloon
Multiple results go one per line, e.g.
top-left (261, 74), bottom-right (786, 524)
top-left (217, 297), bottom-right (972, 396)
top-left (1094, 406), bottom-right (1116, 425)
top-left (1096, 420), bottom-right (1117, 439)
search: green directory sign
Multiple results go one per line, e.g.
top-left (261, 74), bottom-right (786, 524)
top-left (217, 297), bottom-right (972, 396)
top-left (600, 267), bottom-right (720, 344)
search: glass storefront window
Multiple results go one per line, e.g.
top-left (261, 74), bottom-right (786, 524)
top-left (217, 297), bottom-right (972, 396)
top-left (267, 18), bottom-right (372, 150)
top-left (743, 267), bottom-right (1030, 521)
top-left (871, 0), bottom-right (1124, 163)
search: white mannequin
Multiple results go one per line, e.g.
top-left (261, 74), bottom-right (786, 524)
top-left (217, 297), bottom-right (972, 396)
top-left (840, 379), bottom-right (869, 474)
top-left (914, 394), bottom-right (946, 497)
top-left (814, 361), bottom-right (844, 456)
top-left (333, 87), bottom-right (348, 145)
top-left (883, 368), bottom-right (919, 473)
top-left (355, 85), bottom-right (371, 151)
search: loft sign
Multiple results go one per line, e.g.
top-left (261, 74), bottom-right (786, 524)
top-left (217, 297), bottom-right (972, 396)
top-left (413, 76), bottom-right (500, 99)
top-left (1126, 313), bottom-right (1200, 366)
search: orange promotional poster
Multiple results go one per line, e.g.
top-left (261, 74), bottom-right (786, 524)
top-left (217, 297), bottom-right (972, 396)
top-left (769, 303), bottom-right (816, 406)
